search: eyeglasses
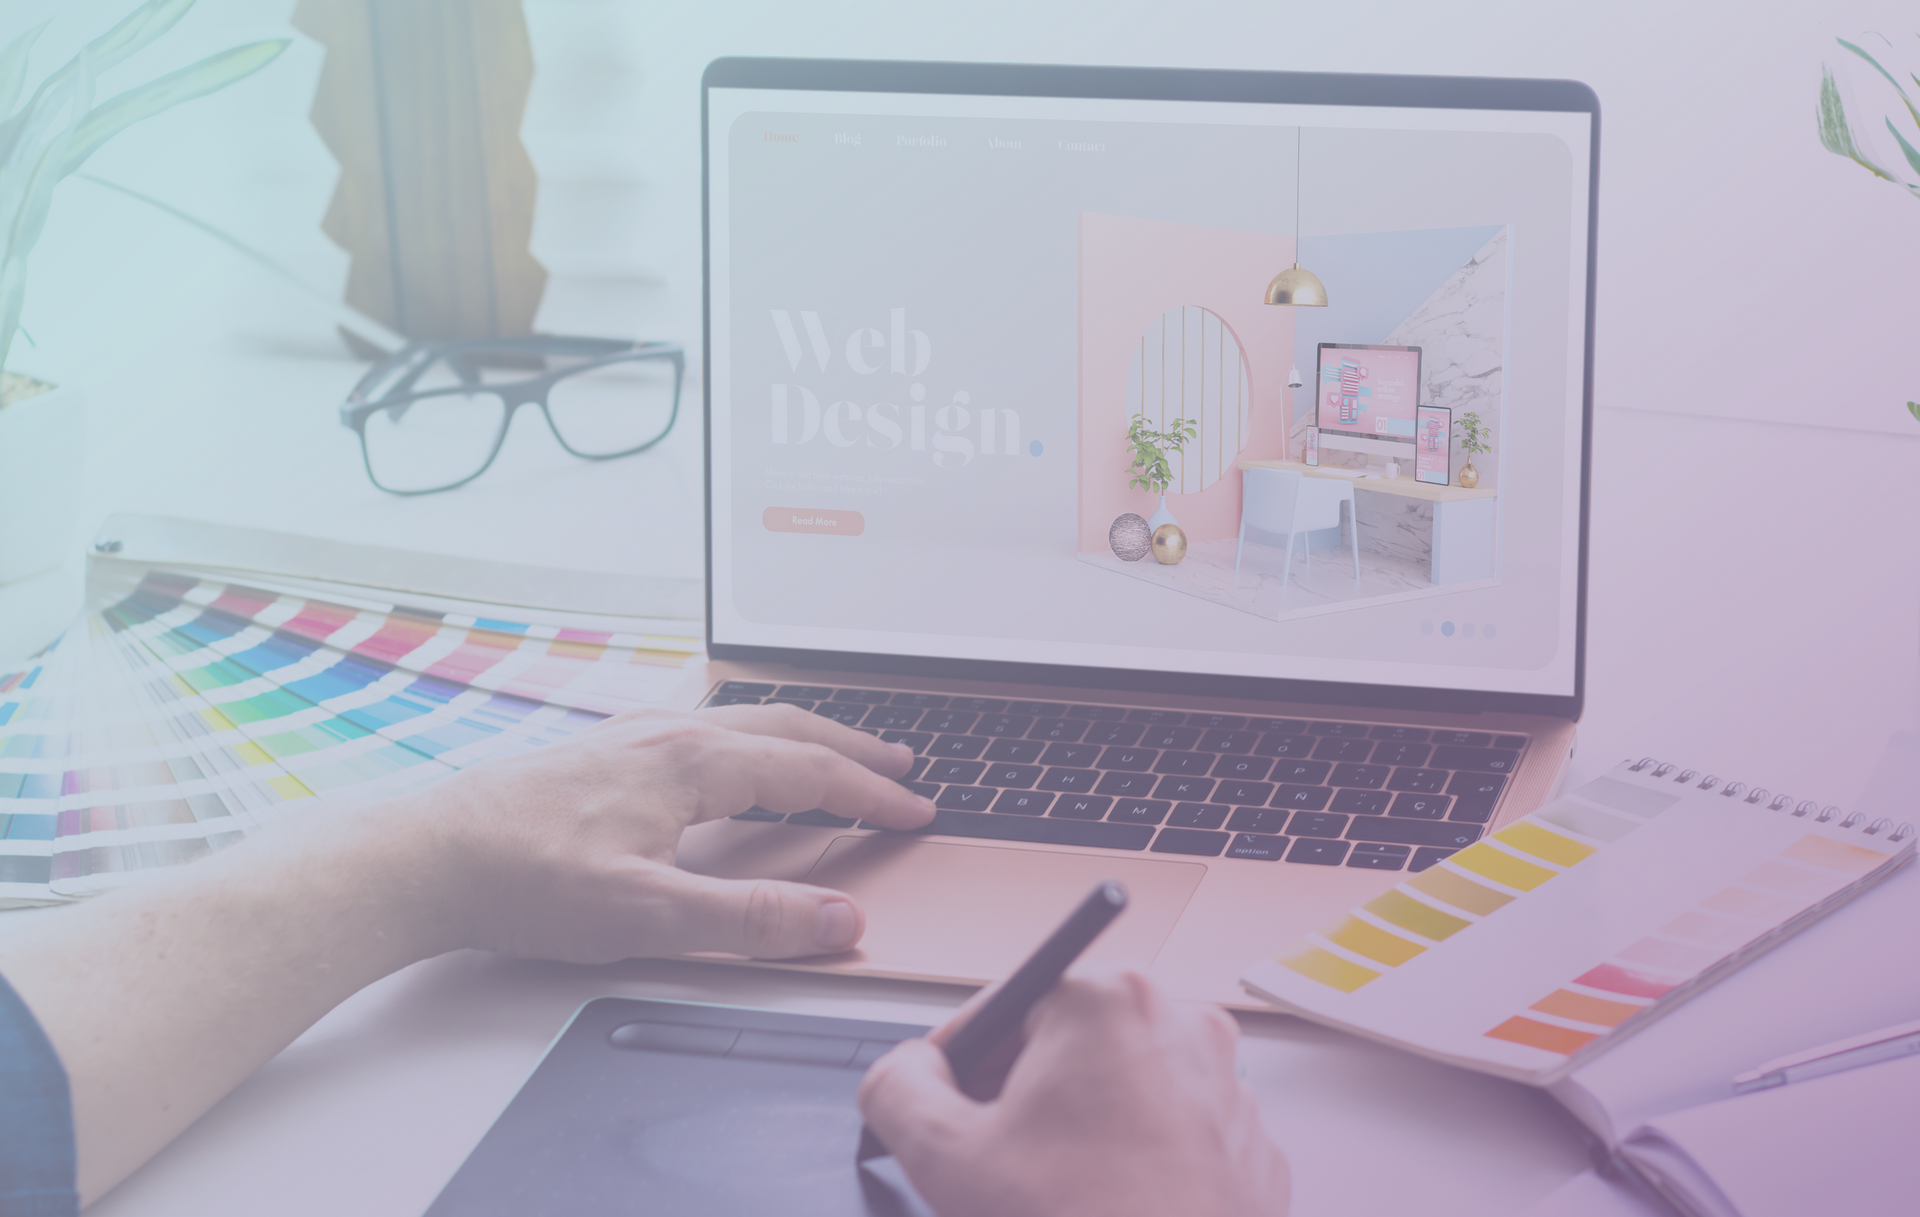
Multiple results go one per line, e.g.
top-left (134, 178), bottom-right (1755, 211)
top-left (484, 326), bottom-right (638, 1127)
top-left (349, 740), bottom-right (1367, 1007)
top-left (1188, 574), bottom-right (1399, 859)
top-left (339, 335), bottom-right (685, 495)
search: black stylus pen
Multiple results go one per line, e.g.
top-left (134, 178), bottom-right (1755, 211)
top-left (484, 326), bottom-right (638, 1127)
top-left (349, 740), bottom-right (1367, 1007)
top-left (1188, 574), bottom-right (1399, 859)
top-left (855, 879), bottom-right (1129, 1163)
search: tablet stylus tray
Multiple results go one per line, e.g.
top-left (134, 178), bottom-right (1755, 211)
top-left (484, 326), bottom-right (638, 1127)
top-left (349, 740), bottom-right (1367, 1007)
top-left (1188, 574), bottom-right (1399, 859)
top-left (424, 997), bottom-right (936, 1217)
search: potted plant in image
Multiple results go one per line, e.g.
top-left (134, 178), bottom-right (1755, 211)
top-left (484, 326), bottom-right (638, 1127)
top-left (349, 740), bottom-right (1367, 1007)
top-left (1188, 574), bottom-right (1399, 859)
top-left (1454, 411), bottom-right (1492, 489)
top-left (1127, 413), bottom-right (1197, 531)
top-left (0, 1), bottom-right (285, 584)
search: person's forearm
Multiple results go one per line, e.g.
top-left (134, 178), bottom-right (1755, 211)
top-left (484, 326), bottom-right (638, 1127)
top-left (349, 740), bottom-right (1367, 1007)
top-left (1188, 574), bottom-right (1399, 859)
top-left (0, 796), bottom-right (464, 1205)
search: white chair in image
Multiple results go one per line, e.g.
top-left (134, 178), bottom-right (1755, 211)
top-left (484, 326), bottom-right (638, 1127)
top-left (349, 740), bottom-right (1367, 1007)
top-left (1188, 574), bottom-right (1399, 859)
top-left (1234, 467), bottom-right (1360, 587)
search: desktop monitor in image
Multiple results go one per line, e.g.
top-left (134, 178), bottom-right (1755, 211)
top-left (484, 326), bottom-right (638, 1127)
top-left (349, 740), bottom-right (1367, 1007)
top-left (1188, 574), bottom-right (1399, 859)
top-left (1315, 342), bottom-right (1422, 459)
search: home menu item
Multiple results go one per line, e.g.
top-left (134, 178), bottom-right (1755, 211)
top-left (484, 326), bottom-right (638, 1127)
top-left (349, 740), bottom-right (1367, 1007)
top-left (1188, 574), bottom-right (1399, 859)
top-left (1240, 758), bottom-right (1916, 1085)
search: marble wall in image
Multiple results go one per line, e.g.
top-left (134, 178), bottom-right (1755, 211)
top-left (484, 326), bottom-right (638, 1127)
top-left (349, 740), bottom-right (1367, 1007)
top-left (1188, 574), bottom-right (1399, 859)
top-left (1383, 228), bottom-right (1506, 490)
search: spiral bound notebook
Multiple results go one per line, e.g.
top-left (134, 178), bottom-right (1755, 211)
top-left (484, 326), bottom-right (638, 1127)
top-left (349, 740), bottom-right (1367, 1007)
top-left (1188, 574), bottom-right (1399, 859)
top-left (1239, 758), bottom-right (1918, 1086)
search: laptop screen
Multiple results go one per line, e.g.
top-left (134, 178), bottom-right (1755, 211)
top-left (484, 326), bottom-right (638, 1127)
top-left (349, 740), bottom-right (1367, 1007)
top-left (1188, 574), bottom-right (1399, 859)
top-left (704, 63), bottom-right (1594, 708)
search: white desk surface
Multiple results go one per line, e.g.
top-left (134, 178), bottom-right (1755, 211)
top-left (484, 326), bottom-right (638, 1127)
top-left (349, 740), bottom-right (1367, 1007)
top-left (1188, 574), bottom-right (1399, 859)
top-left (9, 27), bottom-right (1920, 1215)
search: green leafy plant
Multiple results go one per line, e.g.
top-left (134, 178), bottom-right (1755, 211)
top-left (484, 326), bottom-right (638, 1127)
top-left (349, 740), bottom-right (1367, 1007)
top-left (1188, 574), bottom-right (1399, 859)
top-left (1815, 35), bottom-right (1920, 421)
top-left (1126, 414), bottom-right (1196, 495)
top-left (0, 1), bottom-right (288, 391)
top-left (1455, 411), bottom-right (1492, 459)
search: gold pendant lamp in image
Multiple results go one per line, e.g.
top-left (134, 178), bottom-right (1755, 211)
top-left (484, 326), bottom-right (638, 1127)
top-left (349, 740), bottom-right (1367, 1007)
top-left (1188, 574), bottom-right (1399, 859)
top-left (1265, 127), bottom-right (1329, 308)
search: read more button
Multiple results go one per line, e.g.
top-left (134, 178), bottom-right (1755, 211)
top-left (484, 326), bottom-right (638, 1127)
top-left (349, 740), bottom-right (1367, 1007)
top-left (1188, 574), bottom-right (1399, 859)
top-left (762, 506), bottom-right (866, 536)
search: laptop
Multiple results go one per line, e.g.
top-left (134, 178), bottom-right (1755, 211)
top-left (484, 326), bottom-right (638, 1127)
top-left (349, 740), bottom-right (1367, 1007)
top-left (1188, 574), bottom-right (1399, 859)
top-left (678, 58), bottom-right (1598, 1009)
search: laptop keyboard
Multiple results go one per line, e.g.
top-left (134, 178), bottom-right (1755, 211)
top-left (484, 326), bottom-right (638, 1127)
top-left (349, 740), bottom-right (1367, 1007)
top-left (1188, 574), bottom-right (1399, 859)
top-left (703, 682), bottom-right (1527, 873)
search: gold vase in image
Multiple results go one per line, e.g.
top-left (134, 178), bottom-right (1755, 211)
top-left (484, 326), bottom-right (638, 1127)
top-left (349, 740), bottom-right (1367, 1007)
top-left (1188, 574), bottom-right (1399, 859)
top-left (1458, 460), bottom-right (1479, 489)
top-left (1151, 523), bottom-right (1187, 565)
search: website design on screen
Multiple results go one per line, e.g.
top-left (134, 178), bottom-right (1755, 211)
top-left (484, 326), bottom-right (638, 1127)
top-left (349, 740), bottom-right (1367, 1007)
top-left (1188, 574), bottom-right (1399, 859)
top-left (708, 89), bottom-right (1590, 697)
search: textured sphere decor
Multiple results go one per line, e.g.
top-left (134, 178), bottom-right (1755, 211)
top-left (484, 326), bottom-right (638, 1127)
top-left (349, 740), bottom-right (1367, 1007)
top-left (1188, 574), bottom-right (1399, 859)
top-left (1151, 523), bottom-right (1188, 565)
top-left (1108, 513), bottom-right (1152, 562)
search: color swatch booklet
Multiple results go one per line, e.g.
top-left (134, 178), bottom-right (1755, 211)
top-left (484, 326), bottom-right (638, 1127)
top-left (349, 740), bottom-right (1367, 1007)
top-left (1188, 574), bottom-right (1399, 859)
top-left (1241, 757), bottom-right (1917, 1087)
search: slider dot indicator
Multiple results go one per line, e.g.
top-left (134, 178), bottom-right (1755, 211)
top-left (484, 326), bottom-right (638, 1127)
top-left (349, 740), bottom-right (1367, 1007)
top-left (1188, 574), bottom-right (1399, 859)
top-left (1028, 440), bottom-right (1044, 456)
top-left (1441, 621), bottom-right (1455, 637)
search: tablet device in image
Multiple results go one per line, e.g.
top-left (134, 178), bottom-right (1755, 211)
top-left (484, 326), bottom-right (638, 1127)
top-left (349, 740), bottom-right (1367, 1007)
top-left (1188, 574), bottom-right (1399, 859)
top-left (1416, 405), bottom-right (1451, 486)
top-left (425, 998), bottom-right (935, 1217)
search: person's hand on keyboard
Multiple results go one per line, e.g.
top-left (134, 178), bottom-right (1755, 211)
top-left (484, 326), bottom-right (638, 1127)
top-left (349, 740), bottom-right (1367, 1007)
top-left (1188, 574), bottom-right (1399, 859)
top-left (418, 701), bottom-right (936, 962)
top-left (857, 964), bottom-right (1290, 1217)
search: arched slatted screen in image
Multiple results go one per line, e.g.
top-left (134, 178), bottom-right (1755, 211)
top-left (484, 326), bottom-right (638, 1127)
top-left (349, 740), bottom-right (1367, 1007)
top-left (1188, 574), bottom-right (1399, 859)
top-left (1124, 305), bottom-right (1251, 495)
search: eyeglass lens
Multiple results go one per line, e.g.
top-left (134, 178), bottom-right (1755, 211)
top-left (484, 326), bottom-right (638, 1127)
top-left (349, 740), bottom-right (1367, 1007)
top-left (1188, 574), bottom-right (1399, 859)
top-left (543, 355), bottom-right (679, 457)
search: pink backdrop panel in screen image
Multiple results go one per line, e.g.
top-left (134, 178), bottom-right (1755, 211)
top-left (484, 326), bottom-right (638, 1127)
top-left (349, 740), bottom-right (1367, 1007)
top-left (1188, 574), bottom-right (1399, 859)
top-left (1077, 212), bottom-right (1296, 549)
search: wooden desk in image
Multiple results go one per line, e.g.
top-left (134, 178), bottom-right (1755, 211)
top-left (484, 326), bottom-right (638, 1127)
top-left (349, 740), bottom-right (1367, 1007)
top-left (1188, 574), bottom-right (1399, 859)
top-left (1238, 459), bottom-right (1500, 585)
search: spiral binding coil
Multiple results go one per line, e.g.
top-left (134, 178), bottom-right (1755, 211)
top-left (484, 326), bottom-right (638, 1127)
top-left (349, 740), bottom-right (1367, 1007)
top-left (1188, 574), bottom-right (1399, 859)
top-left (1627, 757), bottom-right (1916, 843)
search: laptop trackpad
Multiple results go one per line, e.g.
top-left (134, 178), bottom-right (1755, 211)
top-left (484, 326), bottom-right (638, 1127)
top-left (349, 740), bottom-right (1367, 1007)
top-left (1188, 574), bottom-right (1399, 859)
top-left (804, 836), bottom-right (1205, 983)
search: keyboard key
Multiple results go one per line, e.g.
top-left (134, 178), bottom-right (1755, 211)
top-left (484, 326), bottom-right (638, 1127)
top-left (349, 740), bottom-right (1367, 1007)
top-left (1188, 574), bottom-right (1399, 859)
top-left (719, 681), bottom-right (776, 696)
top-left (890, 692), bottom-right (948, 708)
top-left (789, 809), bottom-right (858, 827)
top-left (1028, 718), bottom-right (1088, 742)
top-left (1214, 779), bottom-right (1275, 806)
top-left (985, 738), bottom-right (1047, 764)
top-left (918, 809), bottom-right (1153, 850)
top-left (1310, 721), bottom-right (1371, 737)
top-left (1068, 704), bottom-right (1129, 720)
top-left (862, 706), bottom-right (923, 730)
top-left (1051, 795), bottom-right (1112, 820)
top-left (1109, 799), bottom-right (1171, 825)
top-left (903, 781), bottom-right (940, 799)
top-left (1370, 725), bottom-right (1429, 742)
top-left (1038, 768), bottom-right (1100, 793)
top-left (1187, 713), bottom-right (1248, 731)
top-left (1372, 741), bottom-right (1431, 768)
top-left (1313, 737), bottom-right (1376, 762)
top-left (928, 734), bottom-right (989, 760)
top-left (1082, 721), bottom-right (1144, 747)
top-left (1100, 746), bottom-right (1159, 771)
top-left (1287, 838), bottom-right (1351, 865)
top-left (1388, 768), bottom-right (1449, 793)
top-left (921, 710), bottom-right (979, 734)
top-left (1152, 828), bottom-right (1230, 856)
top-left (1095, 771), bottom-right (1160, 798)
top-left (1391, 793), bottom-right (1452, 819)
top-left (1126, 709), bottom-right (1187, 724)
top-left (832, 689), bottom-right (893, 704)
top-left (948, 697), bottom-right (1008, 713)
top-left (765, 698), bottom-right (817, 711)
top-left (1168, 802), bottom-right (1230, 829)
top-left (1249, 718), bottom-right (1310, 734)
top-left (1287, 811), bottom-right (1349, 838)
top-left (1154, 775), bottom-right (1216, 802)
top-left (1153, 751), bottom-right (1215, 776)
top-left (732, 806), bottom-right (785, 822)
top-left (1198, 729), bottom-right (1260, 754)
top-left (1272, 784), bottom-right (1333, 811)
top-left (1411, 846), bottom-right (1460, 872)
top-left (1331, 789), bottom-right (1393, 815)
top-left (1212, 755), bottom-right (1274, 781)
top-left (1346, 820), bottom-right (1483, 849)
top-left (904, 757), bottom-right (931, 782)
top-left (813, 703), bottom-right (867, 726)
top-left (1450, 771), bottom-right (1509, 799)
top-left (1254, 733), bottom-right (1317, 759)
top-left (777, 685), bottom-right (835, 700)
top-left (1008, 701), bottom-right (1068, 716)
top-left (1226, 833), bottom-right (1288, 860)
top-left (926, 759), bottom-right (986, 784)
top-left (936, 786), bottom-right (998, 811)
top-left (993, 789), bottom-right (1054, 815)
top-left (1493, 735), bottom-right (1529, 750)
top-left (1430, 746), bottom-right (1521, 774)
top-left (880, 730), bottom-right (935, 754)
top-left (704, 693), bottom-right (763, 706)
top-left (1041, 742), bottom-right (1105, 768)
top-left (981, 763), bottom-right (1043, 788)
top-left (1227, 807), bottom-right (1291, 834)
top-left (1431, 730), bottom-right (1493, 748)
top-left (1348, 843), bottom-right (1412, 870)
top-left (973, 714), bottom-right (1034, 738)
top-left (1270, 760), bottom-right (1332, 785)
top-left (1141, 726), bottom-right (1201, 751)
top-left (1330, 763), bottom-right (1390, 789)
top-left (1449, 797), bottom-right (1498, 824)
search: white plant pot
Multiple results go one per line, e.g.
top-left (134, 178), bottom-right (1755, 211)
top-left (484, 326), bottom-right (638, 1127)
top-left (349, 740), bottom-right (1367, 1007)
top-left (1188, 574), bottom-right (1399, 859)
top-left (1146, 494), bottom-right (1177, 532)
top-left (0, 381), bottom-right (86, 585)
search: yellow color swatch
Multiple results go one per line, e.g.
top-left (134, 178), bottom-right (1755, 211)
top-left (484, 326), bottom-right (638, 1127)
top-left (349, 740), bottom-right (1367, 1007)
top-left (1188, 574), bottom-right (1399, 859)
top-left (266, 774), bottom-right (315, 800)
top-left (1530, 989), bottom-right (1642, 1027)
top-left (1278, 947), bottom-right (1381, 992)
top-left (1780, 834), bottom-right (1886, 875)
top-left (1324, 916), bottom-right (1428, 967)
top-left (231, 740), bottom-right (275, 767)
top-left (1364, 888), bottom-right (1473, 940)
top-left (1408, 865), bottom-right (1516, 915)
top-left (1496, 821), bottom-right (1597, 867)
top-left (1451, 843), bottom-right (1557, 891)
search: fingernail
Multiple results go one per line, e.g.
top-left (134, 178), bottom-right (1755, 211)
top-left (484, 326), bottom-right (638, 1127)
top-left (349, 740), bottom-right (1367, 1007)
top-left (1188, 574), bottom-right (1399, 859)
top-left (816, 901), bottom-right (858, 952)
top-left (915, 795), bottom-right (937, 814)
